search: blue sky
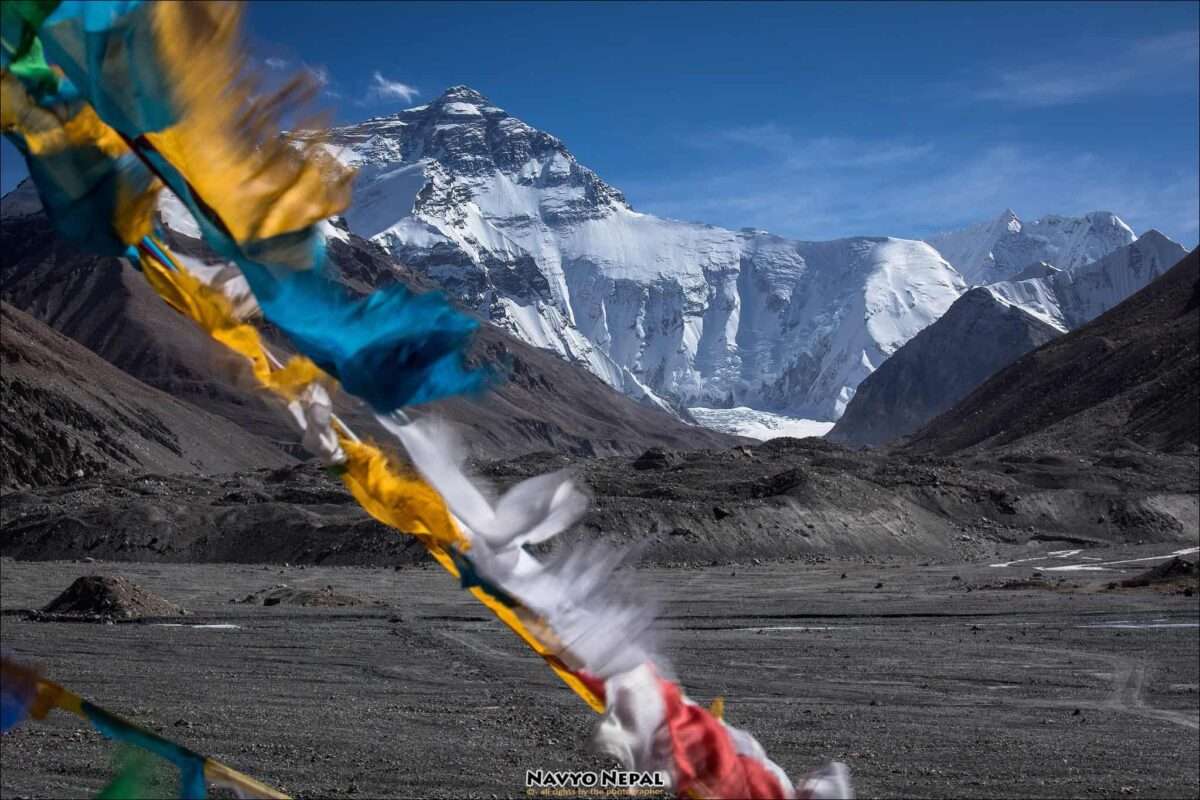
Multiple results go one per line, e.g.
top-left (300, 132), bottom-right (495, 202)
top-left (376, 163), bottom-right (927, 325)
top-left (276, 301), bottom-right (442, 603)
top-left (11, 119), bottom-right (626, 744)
top-left (3, 1), bottom-right (1197, 244)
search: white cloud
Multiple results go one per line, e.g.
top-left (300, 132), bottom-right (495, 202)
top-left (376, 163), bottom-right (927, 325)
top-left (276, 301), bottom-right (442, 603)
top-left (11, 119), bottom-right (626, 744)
top-left (971, 30), bottom-right (1199, 108)
top-left (367, 71), bottom-right (420, 103)
top-left (264, 57), bottom-right (289, 71)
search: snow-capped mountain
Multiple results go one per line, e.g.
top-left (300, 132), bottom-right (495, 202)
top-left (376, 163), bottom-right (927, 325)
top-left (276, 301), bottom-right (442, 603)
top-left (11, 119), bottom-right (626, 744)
top-left (317, 86), bottom-right (965, 420)
top-left (829, 231), bottom-right (1190, 446)
top-left (983, 230), bottom-right (1188, 332)
top-left (926, 209), bottom-right (1136, 286)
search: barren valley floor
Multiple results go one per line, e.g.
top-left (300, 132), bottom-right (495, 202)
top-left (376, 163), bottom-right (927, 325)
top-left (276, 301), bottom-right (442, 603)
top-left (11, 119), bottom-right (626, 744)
top-left (1, 547), bottom-right (1197, 799)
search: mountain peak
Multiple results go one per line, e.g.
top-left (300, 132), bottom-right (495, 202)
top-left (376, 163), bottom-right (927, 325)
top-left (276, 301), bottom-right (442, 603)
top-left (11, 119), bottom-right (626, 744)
top-left (1138, 229), bottom-right (1170, 244)
top-left (436, 85), bottom-right (490, 106)
top-left (994, 208), bottom-right (1022, 234)
top-left (1083, 211), bottom-right (1137, 241)
top-left (928, 208), bottom-right (1138, 285)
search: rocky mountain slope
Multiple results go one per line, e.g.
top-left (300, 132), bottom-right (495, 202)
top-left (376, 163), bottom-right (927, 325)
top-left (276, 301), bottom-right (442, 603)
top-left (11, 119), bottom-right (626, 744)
top-left (315, 86), bottom-right (967, 420)
top-left (907, 249), bottom-right (1200, 455)
top-left (0, 302), bottom-right (292, 490)
top-left (926, 208), bottom-right (1137, 286)
top-left (829, 289), bottom-right (1062, 447)
top-left (1, 184), bottom-right (736, 460)
top-left (1, 196), bottom-right (296, 447)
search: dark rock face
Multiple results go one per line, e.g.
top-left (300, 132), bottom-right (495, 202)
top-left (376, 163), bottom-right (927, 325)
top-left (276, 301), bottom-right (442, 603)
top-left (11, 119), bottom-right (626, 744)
top-left (906, 250), bottom-right (1200, 455)
top-left (835, 234), bottom-right (1194, 451)
top-left (830, 289), bottom-right (1061, 447)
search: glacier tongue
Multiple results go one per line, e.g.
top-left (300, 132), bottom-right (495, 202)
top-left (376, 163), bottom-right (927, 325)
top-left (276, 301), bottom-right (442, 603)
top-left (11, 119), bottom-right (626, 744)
top-left (317, 85), bottom-right (970, 421)
top-left (688, 407), bottom-right (835, 442)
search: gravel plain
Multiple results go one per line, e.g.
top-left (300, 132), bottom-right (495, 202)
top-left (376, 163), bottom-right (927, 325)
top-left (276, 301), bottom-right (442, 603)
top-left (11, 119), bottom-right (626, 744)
top-left (1, 545), bottom-right (1197, 799)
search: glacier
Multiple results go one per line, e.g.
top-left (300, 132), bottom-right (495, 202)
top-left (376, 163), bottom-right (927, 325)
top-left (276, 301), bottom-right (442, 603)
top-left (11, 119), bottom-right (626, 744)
top-left (688, 407), bottom-right (835, 442)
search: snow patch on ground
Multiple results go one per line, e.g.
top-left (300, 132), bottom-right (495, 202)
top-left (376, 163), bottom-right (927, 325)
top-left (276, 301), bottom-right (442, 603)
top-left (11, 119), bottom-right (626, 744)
top-left (1078, 621), bottom-right (1199, 630)
top-left (990, 549), bottom-right (1082, 568)
top-left (153, 623), bottom-right (243, 630)
top-left (689, 407), bottom-right (834, 441)
top-left (1041, 547), bottom-right (1199, 572)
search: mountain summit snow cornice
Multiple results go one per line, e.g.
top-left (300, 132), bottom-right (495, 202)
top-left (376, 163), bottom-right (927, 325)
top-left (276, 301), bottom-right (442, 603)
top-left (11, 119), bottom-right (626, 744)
top-left (302, 87), bottom-right (1148, 422)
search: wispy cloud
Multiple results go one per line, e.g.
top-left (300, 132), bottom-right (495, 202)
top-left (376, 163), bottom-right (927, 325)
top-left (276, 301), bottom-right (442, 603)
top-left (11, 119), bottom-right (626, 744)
top-left (254, 57), bottom-right (341, 100)
top-left (366, 71), bottom-right (420, 104)
top-left (698, 125), bottom-right (934, 170)
top-left (306, 64), bottom-right (331, 87)
top-left (304, 64), bottom-right (342, 98)
top-left (971, 30), bottom-right (1199, 108)
top-left (788, 140), bottom-right (935, 170)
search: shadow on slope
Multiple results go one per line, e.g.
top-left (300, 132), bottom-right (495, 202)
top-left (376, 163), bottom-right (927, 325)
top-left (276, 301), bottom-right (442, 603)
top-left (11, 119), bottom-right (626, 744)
top-left (905, 250), bottom-right (1199, 455)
